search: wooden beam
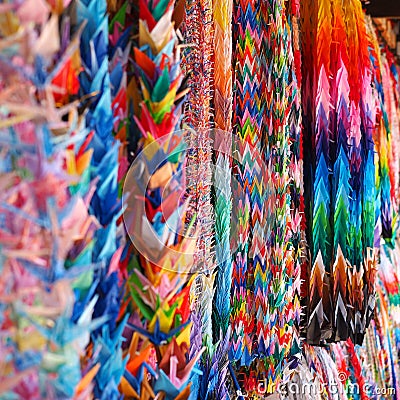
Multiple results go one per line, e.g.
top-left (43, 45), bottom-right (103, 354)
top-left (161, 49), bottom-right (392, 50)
top-left (365, 0), bottom-right (400, 18)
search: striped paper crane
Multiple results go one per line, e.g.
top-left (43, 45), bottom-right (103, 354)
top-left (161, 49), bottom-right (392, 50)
top-left (230, 0), bottom-right (303, 393)
top-left (257, 0), bottom-right (300, 389)
top-left (230, 0), bottom-right (263, 367)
